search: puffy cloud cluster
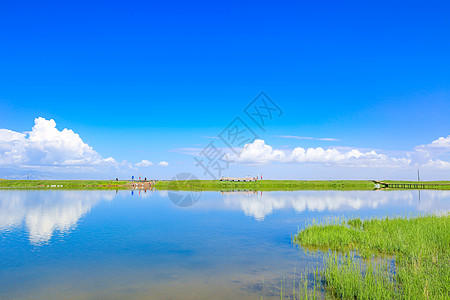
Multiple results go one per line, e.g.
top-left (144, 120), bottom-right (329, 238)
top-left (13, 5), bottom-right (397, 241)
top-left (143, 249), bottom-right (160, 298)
top-left (237, 139), bottom-right (286, 163)
top-left (0, 117), bottom-right (172, 177)
top-left (289, 147), bottom-right (409, 167)
top-left (410, 135), bottom-right (450, 167)
top-left (231, 137), bottom-right (450, 169)
top-left (135, 160), bottom-right (153, 167)
top-left (158, 161), bottom-right (169, 167)
top-left (135, 160), bottom-right (170, 168)
top-left (0, 118), bottom-right (116, 167)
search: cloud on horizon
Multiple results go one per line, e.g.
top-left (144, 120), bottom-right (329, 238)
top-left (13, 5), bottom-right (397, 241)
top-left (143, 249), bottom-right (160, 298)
top-left (227, 137), bottom-right (450, 169)
top-left (0, 118), bottom-right (117, 167)
top-left (0, 118), bottom-right (175, 178)
top-left (0, 118), bottom-right (178, 179)
top-left (2, 117), bottom-right (449, 179)
top-left (135, 160), bottom-right (153, 167)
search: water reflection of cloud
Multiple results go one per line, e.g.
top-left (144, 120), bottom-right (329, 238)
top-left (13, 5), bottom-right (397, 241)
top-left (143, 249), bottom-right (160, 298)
top-left (157, 190), bottom-right (169, 197)
top-left (0, 191), bottom-right (115, 245)
top-left (415, 190), bottom-right (450, 214)
top-left (223, 191), bottom-right (450, 221)
top-left (138, 190), bottom-right (153, 198)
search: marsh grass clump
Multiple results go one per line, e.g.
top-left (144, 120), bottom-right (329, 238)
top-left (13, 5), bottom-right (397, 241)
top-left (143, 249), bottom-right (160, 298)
top-left (347, 218), bottom-right (363, 229)
top-left (322, 252), bottom-right (397, 299)
top-left (294, 214), bottom-right (450, 299)
top-left (276, 268), bottom-right (322, 300)
top-left (296, 217), bottom-right (363, 251)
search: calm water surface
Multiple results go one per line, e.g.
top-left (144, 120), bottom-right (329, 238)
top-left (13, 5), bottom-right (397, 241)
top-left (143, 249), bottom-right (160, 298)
top-left (1, 189), bottom-right (449, 299)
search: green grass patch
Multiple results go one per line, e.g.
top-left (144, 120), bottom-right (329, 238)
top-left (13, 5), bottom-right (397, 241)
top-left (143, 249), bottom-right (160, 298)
top-left (3, 179), bottom-right (450, 191)
top-left (155, 180), bottom-right (375, 191)
top-left (0, 180), bottom-right (135, 190)
top-left (294, 214), bottom-right (450, 299)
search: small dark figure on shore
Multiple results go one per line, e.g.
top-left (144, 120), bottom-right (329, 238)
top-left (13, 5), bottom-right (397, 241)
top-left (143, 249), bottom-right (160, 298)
top-left (144, 177), bottom-right (147, 181)
top-left (116, 177), bottom-right (118, 181)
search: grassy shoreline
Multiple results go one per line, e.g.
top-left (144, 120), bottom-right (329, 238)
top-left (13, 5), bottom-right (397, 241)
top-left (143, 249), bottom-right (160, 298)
top-left (1, 179), bottom-right (450, 190)
top-left (0, 179), bottom-right (141, 190)
top-left (155, 179), bottom-right (450, 190)
top-left (294, 214), bottom-right (450, 299)
top-left (154, 179), bottom-right (376, 191)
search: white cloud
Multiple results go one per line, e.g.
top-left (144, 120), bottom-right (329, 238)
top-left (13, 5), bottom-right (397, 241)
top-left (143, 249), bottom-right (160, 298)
top-left (0, 118), bottom-right (171, 177)
top-left (0, 117), bottom-right (115, 167)
top-left (158, 161), bottom-right (169, 167)
top-left (410, 135), bottom-right (450, 166)
top-left (289, 146), bottom-right (408, 167)
top-left (420, 135), bottom-right (450, 149)
top-left (229, 137), bottom-right (450, 169)
top-left (135, 160), bottom-right (153, 167)
top-left (235, 139), bottom-right (286, 163)
top-left (0, 129), bottom-right (26, 142)
top-left (0, 118), bottom-right (132, 179)
top-left (422, 159), bottom-right (450, 169)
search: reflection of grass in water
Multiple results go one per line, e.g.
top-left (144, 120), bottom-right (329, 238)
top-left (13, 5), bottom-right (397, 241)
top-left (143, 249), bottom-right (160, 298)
top-left (293, 214), bottom-right (450, 299)
top-left (290, 269), bottom-right (321, 300)
top-left (241, 268), bottom-right (323, 299)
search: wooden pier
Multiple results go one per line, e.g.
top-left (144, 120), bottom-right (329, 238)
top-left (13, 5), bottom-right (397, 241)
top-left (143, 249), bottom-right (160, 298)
top-left (373, 180), bottom-right (450, 189)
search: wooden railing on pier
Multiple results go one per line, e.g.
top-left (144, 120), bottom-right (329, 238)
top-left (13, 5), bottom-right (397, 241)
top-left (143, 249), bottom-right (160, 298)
top-left (373, 180), bottom-right (450, 189)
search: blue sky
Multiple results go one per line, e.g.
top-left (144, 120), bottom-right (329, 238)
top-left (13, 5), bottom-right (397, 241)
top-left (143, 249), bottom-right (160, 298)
top-left (1, 0), bottom-right (449, 180)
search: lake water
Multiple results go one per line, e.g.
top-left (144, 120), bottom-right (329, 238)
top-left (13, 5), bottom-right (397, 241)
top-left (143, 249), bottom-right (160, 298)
top-left (1, 189), bottom-right (449, 299)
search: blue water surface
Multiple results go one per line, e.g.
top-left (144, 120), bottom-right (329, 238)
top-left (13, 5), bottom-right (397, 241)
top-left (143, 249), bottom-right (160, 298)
top-left (0, 189), bottom-right (448, 299)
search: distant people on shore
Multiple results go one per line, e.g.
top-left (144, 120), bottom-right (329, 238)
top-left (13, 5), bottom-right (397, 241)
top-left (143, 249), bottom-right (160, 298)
top-left (129, 176), bottom-right (155, 183)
